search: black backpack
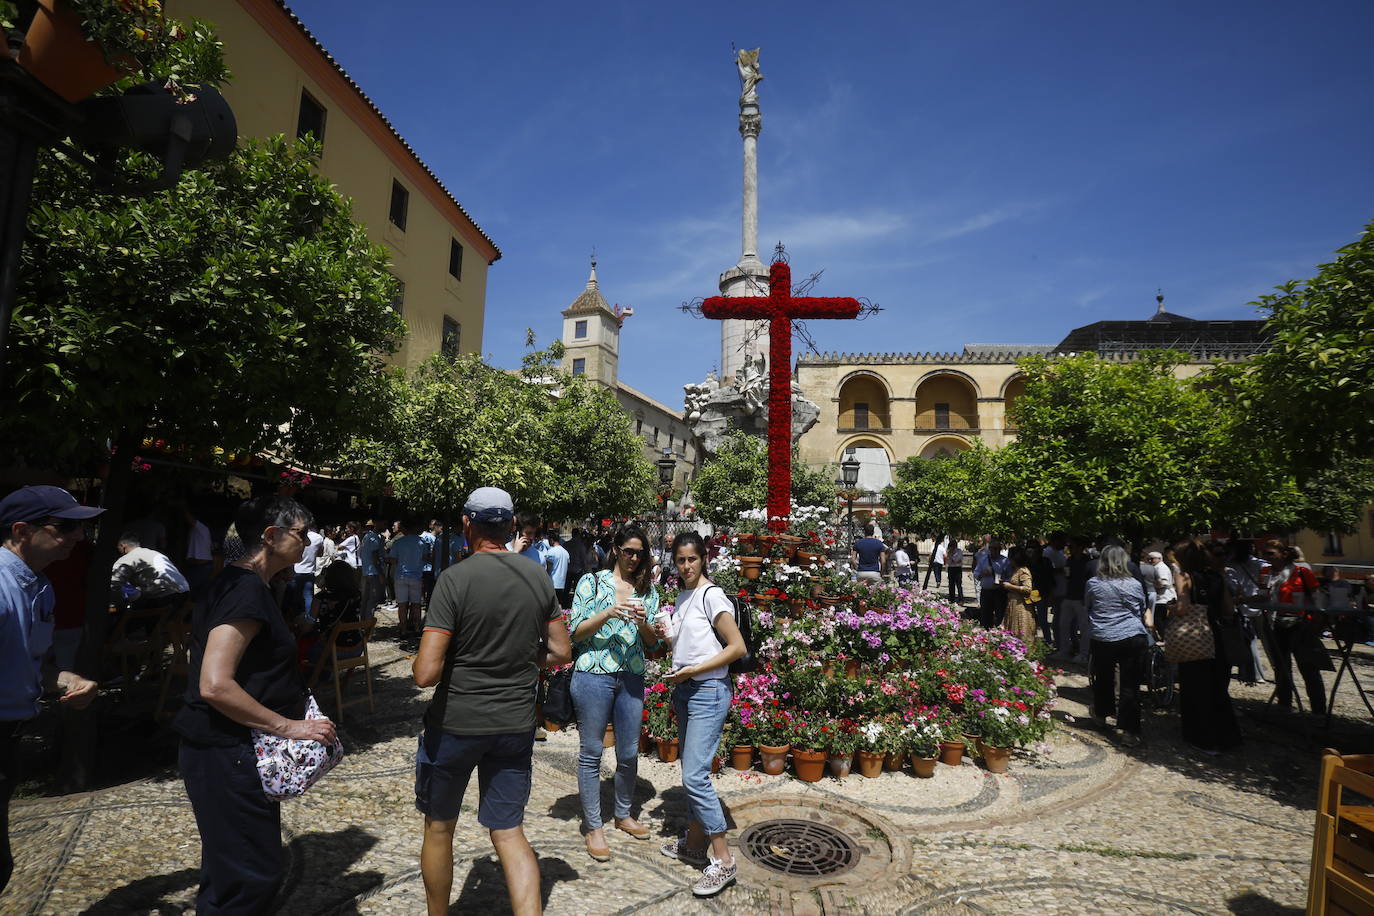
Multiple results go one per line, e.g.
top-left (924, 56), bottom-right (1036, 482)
top-left (707, 585), bottom-right (757, 674)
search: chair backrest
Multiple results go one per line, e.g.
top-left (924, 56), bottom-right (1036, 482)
top-left (328, 618), bottom-right (376, 653)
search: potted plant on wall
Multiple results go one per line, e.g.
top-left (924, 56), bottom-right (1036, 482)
top-left (7, 0), bottom-right (188, 102)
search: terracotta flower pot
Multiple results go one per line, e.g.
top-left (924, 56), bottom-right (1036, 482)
top-left (640, 729), bottom-right (653, 754)
top-left (844, 658), bottom-right (861, 678)
top-left (982, 745), bottom-right (1013, 774)
top-left (543, 719), bottom-right (563, 732)
top-left (711, 755), bottom-right (723, 774)
top-left (962, 733), bottom-right (982, 756)
top-left (792, 748), bottom-right (827, 783)
top-left (739, 557), bottom-right (764, 580)
top-left (856, 750), bottom-right (885, 778)
top-left (827, 752), bottom-right (853, 779)
top-left (883, 751), bottom-right (906, 772)
top-left (656, 738), bottom-right (680, 763)
top-left (603, 725), bottom-right (616, 748)
top-left (939, 741), bottom-right (966, 766)
top-left (788, 598), bottom-right (806, 616)
top-left (730, 745), bottom-right (755, 770)
top-left (759, 743), bottom-right (790, 775)
top-left (911, 755), bottom-right (939, 778)
top-left (19, 0), bottom-right (137, 103)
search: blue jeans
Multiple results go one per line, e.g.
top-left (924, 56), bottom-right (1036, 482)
top-left (289, 572), bottom-right (315, 619)
top-left (672, 678), bottom-right (731, 836)
top-left (569, 670), bottom-right (644, 829)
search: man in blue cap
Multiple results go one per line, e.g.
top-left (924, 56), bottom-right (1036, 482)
top-left (0, 485), bottom-right (104, 892)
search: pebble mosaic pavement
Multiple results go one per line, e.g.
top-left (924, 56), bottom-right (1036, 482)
top-left (5, 592), bottom-right (1370, 915)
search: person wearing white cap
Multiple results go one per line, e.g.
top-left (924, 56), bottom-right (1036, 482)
top-left (412, 487), bottom-right (572, 916)
top-left (0, 485), bottom-right (104, 892)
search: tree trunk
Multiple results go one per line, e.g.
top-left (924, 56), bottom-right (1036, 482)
top-left (62, 426), bottom-right (140, 791)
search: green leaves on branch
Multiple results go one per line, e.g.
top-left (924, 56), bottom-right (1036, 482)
top-left (344, 346), bottom-right (656, 521)
top-left (692, 430), bottom-right (836, 528)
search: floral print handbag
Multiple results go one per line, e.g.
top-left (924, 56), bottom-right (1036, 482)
top-left (251, 694), bottom-right (345, 800)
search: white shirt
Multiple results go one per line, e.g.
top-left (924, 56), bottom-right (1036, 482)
top-left (338, 534), bottom-right (361, 567)
top-left (294, 530), bottom-right (324, 575)
top-left (933, 540), bottom-right (947, 565)
top-left (670, 584), bottom-right (735, 682)
top-left (1148, 560), bottom-right (1176, 604)
top-left (185, 520), bottom-right (212, 562)
top-left (315, 537), bottom-right (337, 576)
top-left (892, 548), bottom-right (912, 571)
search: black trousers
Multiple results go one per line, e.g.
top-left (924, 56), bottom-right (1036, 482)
top-left (923, 561), bottom-right (943, 589)
top-left (1178, 629), bottom-right (1243, 750)
top-left (1270, 620), bottom-right (1328, 714)
top-left (978, 587), bottom-right (1006, 628)
top-left (180, 740), bottom-right (284, 915)
top-left (1, 720), bottom-right (22, 894)
top-left (948, 568), bottom-right (964, 602)
top-left (1090, 634), bottom-right (1147, 734)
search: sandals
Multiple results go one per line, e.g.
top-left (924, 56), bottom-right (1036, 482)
top-left (615, 818), bottom-right (651, 840)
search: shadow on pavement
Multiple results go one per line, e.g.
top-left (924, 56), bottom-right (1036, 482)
top-left (451, 854), bottom-right (579, 914)
top-left (1226, 890), bottom-right (1303, 915)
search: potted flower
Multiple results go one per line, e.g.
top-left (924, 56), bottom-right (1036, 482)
top-left (975, 704), bottom-right (1029, 775)
top-left (938, 718), bottom-right (966, 767)
top-left (880, 713), bottom-right (908, 771)
top-left (645, 683), bottom-right (678, 761)
top-left (904, 711), bottom-right (945, 778)
top-left (789, 713), bottom-right (830, 783)
top-left (855, 719), bottom-right (887, 778)
top-left (754, 710), bottom-right (792, 776)
top-left (723, 710), bottom-right (753, 770)
top-left (12, 0), bottom-right (187, 103)
top-left (826, 718), bottom-right (859, 779)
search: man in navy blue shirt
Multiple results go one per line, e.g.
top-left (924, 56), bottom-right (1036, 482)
top-left (851, 526), bottom-right (888, 583)
top-left (0, 486), bottom-right (103, 892)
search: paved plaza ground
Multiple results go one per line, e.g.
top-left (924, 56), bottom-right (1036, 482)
top-left (6, 597), bottom-right (1371, 915)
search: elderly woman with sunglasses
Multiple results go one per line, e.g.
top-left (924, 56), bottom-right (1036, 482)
top-left (566, 524), bottom-right (664, 862)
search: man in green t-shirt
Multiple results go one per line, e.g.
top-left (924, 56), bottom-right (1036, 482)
top-left (412, 487), bottom-right (571, 916)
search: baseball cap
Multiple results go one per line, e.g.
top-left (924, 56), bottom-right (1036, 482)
top-left (464, 487), bottom-right (514, 523)
top-left (0, 486), bottom-right (106, 528)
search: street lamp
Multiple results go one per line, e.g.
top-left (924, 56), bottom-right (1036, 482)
top-left (839, 448), bottom-right (860, 551)
top-left (656, 448), bottom-right (676, 564)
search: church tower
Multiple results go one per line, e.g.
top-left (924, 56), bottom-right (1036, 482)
top-left (561, 258), bottom-right (620, 388)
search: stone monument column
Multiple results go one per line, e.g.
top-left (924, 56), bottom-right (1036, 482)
top-left (719, 48), bottom-right (769, 384)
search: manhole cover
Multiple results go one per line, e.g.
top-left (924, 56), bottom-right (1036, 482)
top-left (738, 818), bottom-right (861, 878)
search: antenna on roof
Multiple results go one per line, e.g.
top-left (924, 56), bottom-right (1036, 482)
top-left (1156, 288), bottom-right (1165, 315)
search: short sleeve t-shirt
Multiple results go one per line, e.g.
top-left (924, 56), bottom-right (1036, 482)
top-left (360, 530), bottom-right (385, 576)
top-left (420, 531), bottom-right (436, 573)
top-left (670, 584), bottom-right (735, 681)
top-left (545, 544), bottom-right (570, 588)
top-left (853, 538), bottom-right (887, 572)
top-left (174, 566), bottom-right (305, 746)
top-left (389, 534), bottom-right (429, 580)
top-left (423, 552), bottom-right (561, 736)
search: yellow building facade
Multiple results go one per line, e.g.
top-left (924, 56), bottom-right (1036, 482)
top-left (169, 0), bottom-right (500, 366)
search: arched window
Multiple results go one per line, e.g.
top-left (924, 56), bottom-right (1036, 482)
top-left (837, 375), bottom-right (890, 431)
top-left (915, 375), bottom-right (978, 430)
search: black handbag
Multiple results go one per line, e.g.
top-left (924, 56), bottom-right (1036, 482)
top-left (542, 669), bottom-right (574, 725)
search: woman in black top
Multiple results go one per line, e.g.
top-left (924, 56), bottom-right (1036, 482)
top-left (174, 496), bottom-right (336, 914)
top-left (1175, 540), bottom-right (1242, 755)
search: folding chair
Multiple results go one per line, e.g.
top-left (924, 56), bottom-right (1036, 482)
top-left (1308, 748), bottom-right (1374, 914)
top-left (104, 604), bottom-right (172, 698)
top-left (307, 619), bottom-right (377, 721)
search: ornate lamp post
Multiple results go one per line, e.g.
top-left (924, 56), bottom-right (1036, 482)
top-left (656, 447), bottom-right (676, 561)
top-left (839, 448), bottom-right (860, 551)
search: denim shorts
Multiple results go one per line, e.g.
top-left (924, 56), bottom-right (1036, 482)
top-left (414, 725), bottom-right (535, 829)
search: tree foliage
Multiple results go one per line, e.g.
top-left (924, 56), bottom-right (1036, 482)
top-left (1, 22), bottom-right (404, 469)
top-left (884, 442), bottom-right (1002, 537)
top-left (346, 343), bottom-right (655, 521)
top-left (692, 429), bottom-right (835, 528)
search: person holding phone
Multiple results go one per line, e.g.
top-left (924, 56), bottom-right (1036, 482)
top-left (566, 525), bottom-right (662, 862)
top-left (656, 531), bottom-right (746, 898)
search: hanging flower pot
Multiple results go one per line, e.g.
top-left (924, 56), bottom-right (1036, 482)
top-left (827, 751), bottom-right (853, 779)
top-left (911, 755), bottom-right (939, 778)
top-left (730, 745), bottom-right (755, 770)
top-left (739, 556), bottom-right (764, 580)
top-left (18, 1), bottom-right (138, 103)
top-left (939, 740), bottom-right (966, 766)
top-left (883, 751), bottom-right (906, 772)
top-left (856, 750), bottom-right (885, 778)
top-left (982, 745), bottom-right (1013, 774)
top-left (735, 533), bottom-right (758, 550)
top-left (656, 738), bottom-right (680, 763)
top-left (820, 596), bottom-right (843, 608)
top-left (792, 748), bottom-right (826, 782)
top-left (758, 743), bottom-right (790, 775)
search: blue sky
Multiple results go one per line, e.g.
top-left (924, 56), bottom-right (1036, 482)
top-left (287, 0), bottom-right (1374, 408)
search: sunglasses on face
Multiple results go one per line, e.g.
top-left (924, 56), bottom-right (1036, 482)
top-left (620, 547), bottom-right (646, 557)
top-left (32, 517), bottom-right (85, 534)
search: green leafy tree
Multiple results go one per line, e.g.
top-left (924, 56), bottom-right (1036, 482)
top-left (347, 342), bottom-right (655, 521)
top-left (692, 430), bottom-right (835, 528)
top-left (884, 441), bottom-right (1002, 537)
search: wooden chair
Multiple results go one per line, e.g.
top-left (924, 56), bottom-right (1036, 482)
top-left (1308, 748), bottom-right (1374, 914)
top-left (156, 620), bottom-right (192, 720)
top-left (104, 605), bottom-right (172, 698)
top-left (307, 619), bottom-right (377, 722)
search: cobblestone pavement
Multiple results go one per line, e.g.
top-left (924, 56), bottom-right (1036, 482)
top-left (5, 600), bottom-right (1370, 915)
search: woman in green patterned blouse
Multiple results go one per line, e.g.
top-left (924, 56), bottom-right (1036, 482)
top-left (567, 525), bottom-right (663, 861)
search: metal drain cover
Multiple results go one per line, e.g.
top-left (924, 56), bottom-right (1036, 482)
top-left (738, 818), bottom-right (861, 877)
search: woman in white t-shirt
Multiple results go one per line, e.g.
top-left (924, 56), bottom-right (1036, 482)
top-left (654, 531), bottom-right (745, 899)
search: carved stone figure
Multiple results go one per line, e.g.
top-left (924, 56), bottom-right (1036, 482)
top-left (735, 352), bottom-right (767, 417)
top-left (736, 47), bottom-right (763, 104)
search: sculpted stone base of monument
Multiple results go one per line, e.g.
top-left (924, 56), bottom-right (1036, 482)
top-left (684, 363), bottom-right (820, 458)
